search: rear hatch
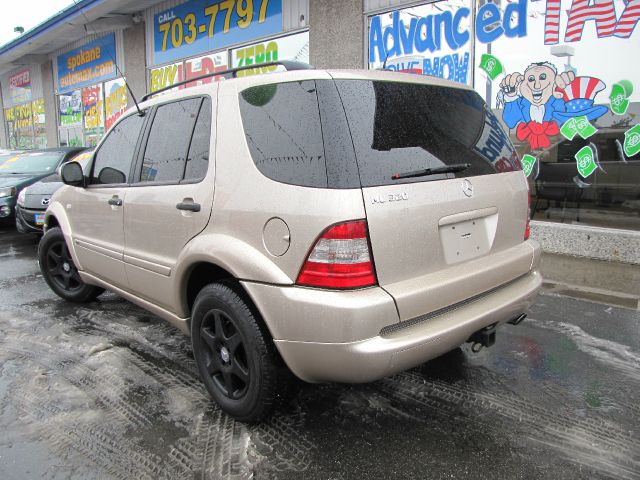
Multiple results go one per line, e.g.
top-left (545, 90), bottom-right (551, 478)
top-left (333, 78), bottom-right (532, 321)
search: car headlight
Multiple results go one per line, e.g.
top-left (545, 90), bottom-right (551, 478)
top-left (17, 188), bottom-right (26, 206)
top-left (0, 186), bottom-right (16, 198)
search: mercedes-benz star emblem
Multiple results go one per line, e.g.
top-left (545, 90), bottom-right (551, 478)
top-left (462, 179), bottom-right (473, 197)
top-left (41, 198), bottom-right (50, 206)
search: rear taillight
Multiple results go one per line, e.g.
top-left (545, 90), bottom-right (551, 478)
top-left (297, 220), bottom-right (377, 289)
top-left (525, 190), bottom-right (531, 240)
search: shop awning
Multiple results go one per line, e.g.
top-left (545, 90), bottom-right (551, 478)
top-left (0, 0), bottom-right (165, 75)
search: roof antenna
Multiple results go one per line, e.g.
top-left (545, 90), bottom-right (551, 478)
top-left (382, 51), bottom-right (390, 70)
top-left (70, 0), bottom-right (144, 116)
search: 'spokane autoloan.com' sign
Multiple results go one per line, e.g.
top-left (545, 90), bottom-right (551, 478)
top-left (57, 34), bottom-right (117, 93)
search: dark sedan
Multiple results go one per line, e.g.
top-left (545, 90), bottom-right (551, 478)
top-left (15, 150), bottom-right (93, 233)
top-left (0, 148), bottom-right (85, 224)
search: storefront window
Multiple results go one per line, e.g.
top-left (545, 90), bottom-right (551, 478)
top-left (56, 34), bottom-right (119, 147)
top-left (473, 0), bottom-right (640, 231)
top-left (32, 99), bottom-right (47, 149)
top-left (367, 0), bottom-right (640, 231)
top-left (3, 69), bottom-right (46, 149)
top-left (58, 89), bottom-right (83, 147)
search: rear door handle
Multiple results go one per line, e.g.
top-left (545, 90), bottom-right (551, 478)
top-left (176, 201), bottom-right (201, 212)
top-left (108, 197), bottom-right (123, 206)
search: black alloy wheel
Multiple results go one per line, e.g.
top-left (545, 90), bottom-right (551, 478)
top-left (45, 238), bottom-right (83, 293)
top-left (199, 309), bottom-right (250, 400)
top-left (191, 283), bottom-right (293, 422)
top-left (38, 227), bottom-right (104, 303)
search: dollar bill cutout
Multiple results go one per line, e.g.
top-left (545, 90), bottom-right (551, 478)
top-left (609, 80), bottom-right (633, 116)
top-left (560, 117), bottom-right (578, 140)
top-left (521, 154), bottom-right (536, 177)
top-left (575, 145), bottom-right (598, 178)
top-left (479, 54), bottom-right (504, 81)
top-left (623, 124), bottom-right (640, 157)
top-left (574, 115), bottom-right (597, 139)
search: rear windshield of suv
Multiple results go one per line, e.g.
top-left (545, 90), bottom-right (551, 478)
top-left (239, 79), bottom-right (520, 189)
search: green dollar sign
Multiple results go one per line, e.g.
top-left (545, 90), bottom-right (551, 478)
top-left (574, 115), bottom-right (598, 139)
top-left (575, 146), bottom-right (597, 178)
top-left (479, 54), bottom-right (504, 81)
top-left (623, 124), bottom-right (640, 157)
top-left (609, 81), bottom-right (633, 115)
top-left (521, 154), bottom-right (536, 177)
top-left (560, 118), bottom-right (578, 140)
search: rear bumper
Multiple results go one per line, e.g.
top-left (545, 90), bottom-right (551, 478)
top-left (246, 269), bottom-right (542, 384)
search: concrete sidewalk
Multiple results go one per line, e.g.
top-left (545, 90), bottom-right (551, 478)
top-left (540, 252), bottom-right (640, 310)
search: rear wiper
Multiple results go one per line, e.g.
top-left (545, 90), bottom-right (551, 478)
top-left (391, 163), bottom-right (471, 180)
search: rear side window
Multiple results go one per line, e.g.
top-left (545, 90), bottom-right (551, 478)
top-left (334, 80), bottom-right (520, 187)
top-left (239, 80), bottom-right (328, 188)
top-left (185, 97), bottom-right (212, 181)
top-left (140, 98), bottom-right (201, 183)
top-left (92, 114), bottom-right (145, 185)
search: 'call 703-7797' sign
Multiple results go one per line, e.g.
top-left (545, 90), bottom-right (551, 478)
top-left (153, 0), bottom-right (282, 66)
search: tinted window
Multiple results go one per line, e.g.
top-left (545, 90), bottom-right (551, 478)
top-left (185, 97), bottom-right (212, 181)
top-left (334, 80), bottom-right (520, 187)
top-left (239, 80), bottom-right (328, 188)
top-left (140, 98), bottom-right (201, 183)
top-left (92, 114), bottom-right (145, 184)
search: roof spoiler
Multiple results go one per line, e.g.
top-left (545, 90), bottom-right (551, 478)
top-left (141, 61), bottom-right (314, 102)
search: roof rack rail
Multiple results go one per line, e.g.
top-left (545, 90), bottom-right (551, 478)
top-left (141, 60), bottom-right (314, 101)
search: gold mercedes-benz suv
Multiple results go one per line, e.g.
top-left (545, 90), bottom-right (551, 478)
top-left (40, 63), bottom-right (541, 422)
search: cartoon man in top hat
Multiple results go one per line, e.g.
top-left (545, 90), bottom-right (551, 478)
top-left (500, 62), bottom-right (608, 150)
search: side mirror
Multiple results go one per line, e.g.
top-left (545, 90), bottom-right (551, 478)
top-left (61, 162), bottom-right (85, 187)
top-left (98, 167), bottom-right (126, 185)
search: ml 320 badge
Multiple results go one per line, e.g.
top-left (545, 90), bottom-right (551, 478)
top-left (371, 193), bottom-right (409, 204)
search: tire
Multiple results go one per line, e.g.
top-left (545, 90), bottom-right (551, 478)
top-left (38, 227), bottom-right (104, 303)
top-left (191, 283), bottom-right (291, 422)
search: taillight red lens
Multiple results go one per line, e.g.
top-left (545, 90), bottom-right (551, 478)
top-left (525, 190), bottom-right (531, 240)
top-left (297, 220), bottom-right (377, 289)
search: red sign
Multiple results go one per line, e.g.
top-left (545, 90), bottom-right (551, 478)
top-left (9, 69), bottom-right (30, 88)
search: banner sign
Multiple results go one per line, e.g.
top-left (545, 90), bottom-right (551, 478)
top-left (9, 69), bottom-right (32, 104)
top-left (368, 0), bottom-right (526, 84)
top-left (150, 62), bottom-right (184, 93)
top-left (83, 85), bottom-right (104, 146)
top-left (57, 34), bottom-right (117, 93)
top-left (184, 52), bottom-right (228, 86)
top-left (32, 98), bottom-right (45, 126)
top-left (149, 52), bottom-right (227, 93)
top-left (104, 78), bottom-right (128, 131)
top-left (4, 103), bottom-right (34, 129)
top-left (59, 90), bottom-right (83, 126)
top-left (153, 0), bottom-right (282, 65)
top-left (231, 31), bottom-right (309, 76)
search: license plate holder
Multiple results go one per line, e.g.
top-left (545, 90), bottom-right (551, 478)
top-left (438, 212), bottom-right (498, 264)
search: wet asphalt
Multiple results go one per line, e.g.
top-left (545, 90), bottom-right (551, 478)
top-left (0, 224), bottom-right (638, 480)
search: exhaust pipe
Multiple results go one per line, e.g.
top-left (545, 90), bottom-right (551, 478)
top-left (508, 313), bottom-right (527, 326)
